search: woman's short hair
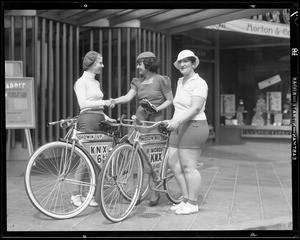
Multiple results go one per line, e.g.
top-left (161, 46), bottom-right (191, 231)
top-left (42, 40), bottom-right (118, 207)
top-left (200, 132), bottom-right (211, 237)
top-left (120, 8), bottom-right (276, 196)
top-left (138, 57), bottom-right (160, 73)
top-left (187, 56), bottom-right (196, 64)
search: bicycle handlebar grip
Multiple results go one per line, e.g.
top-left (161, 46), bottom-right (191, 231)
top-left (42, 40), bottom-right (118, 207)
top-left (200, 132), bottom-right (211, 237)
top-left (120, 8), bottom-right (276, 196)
top-left (159, 121), bottom-right (168, 127)
top-left (131, 115), bottom-right (142, 125)
top-left (47, 121), bottom-right (60, 127)
top-left (117, 114), bottom-right (127, 123)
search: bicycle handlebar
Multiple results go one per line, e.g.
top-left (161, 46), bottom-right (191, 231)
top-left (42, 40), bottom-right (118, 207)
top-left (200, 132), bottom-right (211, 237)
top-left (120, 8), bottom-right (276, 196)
top-left (130, 115), bottom-right (167, 129)
top-left (106, 115), bottom-right (168, 131)
top-left (46, 108), bottom-right (101, 128)
top-left (47, 117), bottom-right (77, 128)
top-left (46, 112), bottom-right (168, 131)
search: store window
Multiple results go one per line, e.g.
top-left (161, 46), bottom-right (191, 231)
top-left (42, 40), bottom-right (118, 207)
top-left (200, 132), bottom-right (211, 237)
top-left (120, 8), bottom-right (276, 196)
top-left (220, 45), bottom-right (290, 128)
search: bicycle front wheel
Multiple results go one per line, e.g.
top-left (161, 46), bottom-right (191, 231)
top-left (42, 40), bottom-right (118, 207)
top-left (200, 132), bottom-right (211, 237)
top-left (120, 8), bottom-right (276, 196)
top-left (98, 143), bottom-right (143, 222)
top-left (24, 141), bottom-right (96, 219)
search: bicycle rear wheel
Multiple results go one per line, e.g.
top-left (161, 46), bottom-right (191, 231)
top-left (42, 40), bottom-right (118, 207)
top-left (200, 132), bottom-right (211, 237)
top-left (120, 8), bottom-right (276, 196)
top-left (98, 143), bottom-right (143, 222)
top-left (162, 149), bottom-right (183, 204)
top-left (24, 141), bottom-right (96, 219)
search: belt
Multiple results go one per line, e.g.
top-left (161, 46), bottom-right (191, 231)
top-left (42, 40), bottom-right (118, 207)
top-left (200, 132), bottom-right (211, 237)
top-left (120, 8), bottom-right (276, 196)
top-left (80, 109), bottom-right (104, 114)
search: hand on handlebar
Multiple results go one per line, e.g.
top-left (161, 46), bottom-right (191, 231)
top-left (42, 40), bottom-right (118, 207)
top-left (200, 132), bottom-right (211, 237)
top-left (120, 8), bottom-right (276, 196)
top-left (165, 119), bottom-right (180, 131)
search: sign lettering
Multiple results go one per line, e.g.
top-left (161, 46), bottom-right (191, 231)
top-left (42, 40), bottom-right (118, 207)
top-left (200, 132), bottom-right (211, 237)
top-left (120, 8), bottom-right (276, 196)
top-left (241, 128), bottom-right (291, 139)
top-left (205, 18), bottom-right (290, 39)
top-left (81, 141), bottom-right (113, 166)
top-left (6, 77), bottom-right (35, 129)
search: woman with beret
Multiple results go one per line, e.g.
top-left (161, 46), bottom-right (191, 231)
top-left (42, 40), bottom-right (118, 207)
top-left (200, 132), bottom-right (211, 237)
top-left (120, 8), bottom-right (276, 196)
top-left (71, 50), bottom-right (115, 207)
top-left (110, 51), bottom-right (174, 206)
top-left (74, 50), bottom-right (115, 131)
top-left (165, 50), bottom-right (209, 215)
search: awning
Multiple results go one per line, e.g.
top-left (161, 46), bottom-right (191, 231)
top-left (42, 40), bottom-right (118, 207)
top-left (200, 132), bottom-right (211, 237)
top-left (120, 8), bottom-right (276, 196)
top-left (5, 9), bottom-right (279, 35)
top-left (205, 18), bottom-right (290, 39)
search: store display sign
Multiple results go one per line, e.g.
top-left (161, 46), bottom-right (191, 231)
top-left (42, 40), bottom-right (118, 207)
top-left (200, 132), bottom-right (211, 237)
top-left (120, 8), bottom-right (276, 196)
top-left (258, 75), bottom-right (281, 89)
top-left (205, 18), bottom-right (290, 39)
top-left (241, 128), bottom-right (291, 139)
top-left (5, 77), bottom-right (36, 129)
top-left (220, 94), bottom-right (236, 117)
top-left (266, 91), bottom-right (282, 112)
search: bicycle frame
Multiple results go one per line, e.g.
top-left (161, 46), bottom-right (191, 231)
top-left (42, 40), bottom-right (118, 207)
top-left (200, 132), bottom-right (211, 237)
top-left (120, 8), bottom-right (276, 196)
top-left (49, 109), bottom-right (126, 172)
top-left (97, 115), bottom-right (183, 222)
top-left (119, 117), bottom-right (172, 194)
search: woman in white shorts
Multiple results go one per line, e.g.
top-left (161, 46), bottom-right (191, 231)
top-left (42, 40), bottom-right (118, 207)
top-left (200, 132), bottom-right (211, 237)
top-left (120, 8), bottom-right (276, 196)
top-left (165, 50), bottom-right (209, 215)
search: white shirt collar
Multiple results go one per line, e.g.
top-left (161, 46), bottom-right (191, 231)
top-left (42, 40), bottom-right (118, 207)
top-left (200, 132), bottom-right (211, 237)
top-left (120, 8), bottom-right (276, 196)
top-left (83, 71), bottom-right (96, 79)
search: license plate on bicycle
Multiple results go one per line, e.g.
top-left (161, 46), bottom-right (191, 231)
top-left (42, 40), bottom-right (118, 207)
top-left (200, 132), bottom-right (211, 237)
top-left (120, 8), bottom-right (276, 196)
top-left (143, 143), bottom-right (166, 174)
top-left (77, 132), bottom-right (113, 167)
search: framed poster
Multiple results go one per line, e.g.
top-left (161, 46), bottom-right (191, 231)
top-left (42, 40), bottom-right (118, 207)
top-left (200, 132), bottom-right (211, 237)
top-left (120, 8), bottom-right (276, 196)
top-left (220, 94), bottom-right (236, 117)
top-left (266, 91), bottom-right (282, 112)
top-left (5, 77), bottom-right (36, 129)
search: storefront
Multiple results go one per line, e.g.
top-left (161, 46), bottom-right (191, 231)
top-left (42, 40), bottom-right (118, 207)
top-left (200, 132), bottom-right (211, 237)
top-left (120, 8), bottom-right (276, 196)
top-left (218, 16), bottom-right (291, 143)
top-left (171, 11), bottom-right (291, 143)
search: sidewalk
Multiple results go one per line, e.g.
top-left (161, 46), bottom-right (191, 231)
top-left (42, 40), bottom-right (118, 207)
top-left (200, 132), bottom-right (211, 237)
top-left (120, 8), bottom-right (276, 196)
top-left (4, 140), bottom-right (295, 237)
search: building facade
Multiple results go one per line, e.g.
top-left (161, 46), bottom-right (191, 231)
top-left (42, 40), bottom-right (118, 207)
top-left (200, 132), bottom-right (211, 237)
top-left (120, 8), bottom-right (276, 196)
top-left (3, 9), bottom-right (292, 158)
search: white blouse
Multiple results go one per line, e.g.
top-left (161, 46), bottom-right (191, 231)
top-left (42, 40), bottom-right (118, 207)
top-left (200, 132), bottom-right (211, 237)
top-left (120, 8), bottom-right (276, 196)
top-left (173, 73), bottom-right (208, 121)
top-left (74, 71), bottom-right (106, 110)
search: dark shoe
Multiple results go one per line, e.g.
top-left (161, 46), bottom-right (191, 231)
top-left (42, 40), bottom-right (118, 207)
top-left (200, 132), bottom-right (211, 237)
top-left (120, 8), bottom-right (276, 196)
top-left (135, 199), bottom-right (141, 206)
top-left (148, 194), bottom-right (160, 207)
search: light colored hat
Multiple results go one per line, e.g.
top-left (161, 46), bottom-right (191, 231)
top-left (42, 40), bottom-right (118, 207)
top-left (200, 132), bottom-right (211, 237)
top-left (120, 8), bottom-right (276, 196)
top-left (136, 51), bottom-right (156, 61)
top-left (174, 50), bottom-right (199, 69)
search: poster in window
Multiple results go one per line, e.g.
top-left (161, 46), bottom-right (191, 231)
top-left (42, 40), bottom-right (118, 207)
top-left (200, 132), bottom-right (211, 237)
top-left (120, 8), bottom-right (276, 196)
top-left (5, 77), bottom-right (36, 129)
top-left (220, 94), bottom-right (236, 117)
top-left (266, 92), bottom-right (282, 113)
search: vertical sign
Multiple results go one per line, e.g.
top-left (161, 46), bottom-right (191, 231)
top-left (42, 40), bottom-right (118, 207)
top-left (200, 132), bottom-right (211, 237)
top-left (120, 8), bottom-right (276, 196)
top-left (5, 77), bottom-right (36, 129)
top-left (266, 91), bottom-right (282, 112)
top-left (220, 94), bottom-right (236, 117)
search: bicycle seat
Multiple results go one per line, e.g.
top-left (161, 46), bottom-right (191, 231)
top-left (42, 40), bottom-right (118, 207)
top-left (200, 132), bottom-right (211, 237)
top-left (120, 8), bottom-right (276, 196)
top-left (99, 121), bottom-right (121, 136)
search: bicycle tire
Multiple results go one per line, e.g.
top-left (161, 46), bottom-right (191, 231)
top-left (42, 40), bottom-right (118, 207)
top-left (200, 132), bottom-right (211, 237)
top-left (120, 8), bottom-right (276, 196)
top-left (24, 141), bottom-right (96, 219)
top-left (114, 144), bottom-right (149, 203)
top-left (98, 143), bottom-right (143, 222)
top-left (162, 149), bottom-right (183, 204)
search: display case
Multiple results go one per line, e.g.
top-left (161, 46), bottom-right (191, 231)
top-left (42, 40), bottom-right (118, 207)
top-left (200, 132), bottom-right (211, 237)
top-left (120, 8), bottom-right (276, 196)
top-left (219, 90), bottom-right (291, 141)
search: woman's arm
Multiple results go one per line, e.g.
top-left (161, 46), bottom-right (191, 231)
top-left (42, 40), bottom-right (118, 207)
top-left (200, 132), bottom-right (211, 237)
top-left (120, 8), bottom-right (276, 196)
top-left (156, 91), bottom-right (173, 112)
top-left (103, 112), bottom-right (116, 122)
top-left (113, 89), bottom-right (137, 105)
top-left (166, 96), bottom-right (206, 131)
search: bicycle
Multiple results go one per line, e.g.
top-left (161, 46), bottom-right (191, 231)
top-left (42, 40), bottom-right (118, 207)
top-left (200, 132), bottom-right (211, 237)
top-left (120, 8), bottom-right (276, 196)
top-left (24, 108), bottom-right (131, 219)
top-left (98, 115), bottom-right (183, 222)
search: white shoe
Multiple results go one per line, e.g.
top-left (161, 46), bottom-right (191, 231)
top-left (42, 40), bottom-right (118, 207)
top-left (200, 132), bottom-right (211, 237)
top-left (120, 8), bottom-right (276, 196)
top-left (71, 195), bottom-right (82, 207)
top-left (170, 201), bottom-right (185, 211)
top-left (89, 197), bottom-right (99, 207)
top-left (175, 202), bottom-right (199, 215)
top-left (81, 196), bottom-right (99, 207)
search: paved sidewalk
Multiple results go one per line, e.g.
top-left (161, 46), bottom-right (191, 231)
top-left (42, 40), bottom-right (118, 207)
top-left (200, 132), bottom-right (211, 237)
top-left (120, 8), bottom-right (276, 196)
top-left (3, 141), bottom-right (296, 238)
